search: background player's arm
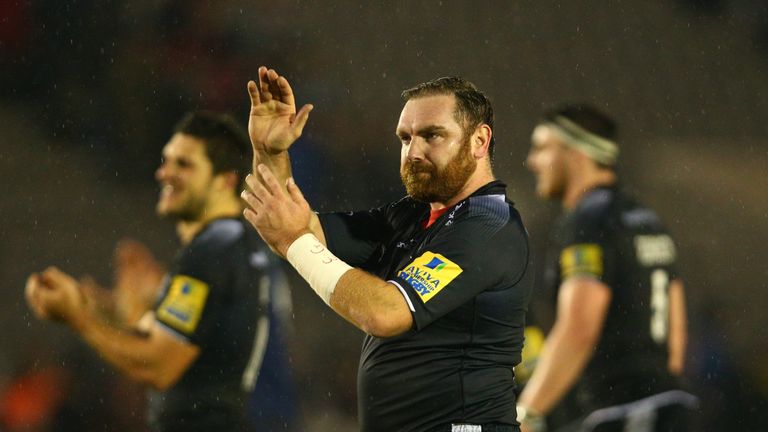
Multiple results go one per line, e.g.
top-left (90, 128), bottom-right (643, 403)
top-left (25, 267), bottom-right (198, 390)
top-left (667, 278), bottom-right (687, 375)
top-left (517, 276), bottom-right (611, 416)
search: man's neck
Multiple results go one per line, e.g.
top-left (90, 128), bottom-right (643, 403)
top-left (562, 170), bottom-right (616, 210)
top-left (175, 200), bottom-right (243, 245)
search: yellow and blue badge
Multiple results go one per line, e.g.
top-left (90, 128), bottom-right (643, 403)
top-left (398, 251), bottom-right (463, 303)
top-left (560, 243), bottom-right (604, 279)
top-left (156, 275), bottom-right (209, 335)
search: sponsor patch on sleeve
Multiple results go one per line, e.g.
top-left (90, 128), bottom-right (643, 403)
top-left (560, 243), bottom-right (603, 279)
top-left (398, 251), bottom-right (463, 303)
top-left (155, 275), bottom-right (209, 335)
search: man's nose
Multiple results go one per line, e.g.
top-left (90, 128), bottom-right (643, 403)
top-left (524, 152), bottom-right (536, 171)
top-left (406, 138), bottom-right (425, 161)
top-left (155, 164), bottom-right (169, 181)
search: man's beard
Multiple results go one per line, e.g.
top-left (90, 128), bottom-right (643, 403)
top-left (400, 136), bottom-right (476, 203)
top-left (157, 192), bottom-right (207, 222)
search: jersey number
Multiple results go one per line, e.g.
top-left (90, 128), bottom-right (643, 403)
top-left (650, 269), bottom-right (669, 344)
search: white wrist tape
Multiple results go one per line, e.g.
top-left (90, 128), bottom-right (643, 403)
top-left (286, 233), bottom-right (353, 305)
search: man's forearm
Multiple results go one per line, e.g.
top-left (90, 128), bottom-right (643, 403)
top-left (329, 269), bottom-right (413, 338)
top-left (71, 313), bottom-right (193, 390)
top-left (253, 149), bottom-right (293, 185)
top-left (517, 323), bottom-right (596, 414)
top-left (74, 313), bottom-right (159, 383)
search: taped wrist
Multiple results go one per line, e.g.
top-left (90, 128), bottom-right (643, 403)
top-left (286, 233), bottom-right (353, 305)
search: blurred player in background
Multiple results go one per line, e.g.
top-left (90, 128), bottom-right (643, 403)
top-left (241, 66), bottom-right (534, 432)
top-left (25, 111), bottom-right (298, 432)
top-left (517, 104), bottom-right (697, 431)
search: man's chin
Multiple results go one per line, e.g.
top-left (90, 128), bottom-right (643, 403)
top-left (157, 206), bottom-right (189, 222)
top-left (536, 186), bottom-right (560, 201)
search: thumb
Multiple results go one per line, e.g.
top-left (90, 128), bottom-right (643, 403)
top-left (291, 104), bottom-right (313, 137)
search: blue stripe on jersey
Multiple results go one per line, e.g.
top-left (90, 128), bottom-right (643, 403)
top-left (467, 194), bottom-right (510, 237)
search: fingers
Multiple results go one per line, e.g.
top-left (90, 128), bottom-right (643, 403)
top-left (253, 66), bottom-right (303, 108)
top-left (277, 75), bottom-right (295, 107)
top-left (41, 266), bottom-right (73, 286)
top-left (241, 174), bottom-right (267, 216)
top-left (25, 273), bottom-right (50, 319)
top-left (258, 66), bottom-right (272, 102)
top-left (247, 80), bottom-right (261, 106)
top-left (292, 104), bottom-right (314, 137)
top-left (241, 165), bottom-right (289, 224)
top-left (243, 207), bottom-right (260, 228)
top-left (286, 177), bottom-right (307, 206)
top-left (25, 273), bottom-right (41, 308)
top-left (257, 164), bottom-right (289, 199)
top-left (115, 238), bottom-right (157, 272)
top-left (267, 69), bottom-right (282, 101)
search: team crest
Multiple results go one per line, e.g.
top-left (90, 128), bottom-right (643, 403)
top-left (156, 275), bottom-right (209, 335)
top-left (398, 251), bottom-right (463, 303)
top-left (560, 243), bottom-right (603, 279)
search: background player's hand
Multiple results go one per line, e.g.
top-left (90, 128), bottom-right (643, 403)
top-left (247, 66), bottom-right (313, 155)
top-left (24, 267), bottom-right (88, 329)
top-left (242, 164), bottom-right (312, 257)
top-left (112, 239), bottom-right (165, 324)
top-left (26, 273), bottom-right (53, 320)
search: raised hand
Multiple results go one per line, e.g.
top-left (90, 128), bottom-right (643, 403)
top-left (241, 164), bottom-right (313, 257)
top-left (112, 239), bottom-right (165, 324)
top-left (248, 66), bottom-right (313, 155)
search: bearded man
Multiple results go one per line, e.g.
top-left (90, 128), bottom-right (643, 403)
top-left (240, 67), bottom-right (534, 432)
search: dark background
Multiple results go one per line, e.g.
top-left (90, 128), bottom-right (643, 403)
top-left (1, 1), bottom-right (766, 430)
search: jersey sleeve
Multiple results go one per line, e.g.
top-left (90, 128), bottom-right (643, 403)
top-left (390, 199), bottom-right (530, 330)
top-left (318, 204), bottom-right (392, 268)
top-left (153, 245), bottom-right (230, 347)
top-left (556, 213), bottom-right (616, 284)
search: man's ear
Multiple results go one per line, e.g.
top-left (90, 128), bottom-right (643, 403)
top-left (472, 124), bottom-right (492, 159)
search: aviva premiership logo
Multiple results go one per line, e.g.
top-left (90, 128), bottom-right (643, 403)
top-left (399, 251), bottom-right (463, 303)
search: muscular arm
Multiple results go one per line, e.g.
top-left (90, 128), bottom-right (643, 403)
top-left (330, 269), bottom-right (413, 337)
top-left (667, 278), bottom-right (687, 375)
top-left (243, 161), bottom-right (412, 337)
top-left (517, 276), bottom-right (612, 415)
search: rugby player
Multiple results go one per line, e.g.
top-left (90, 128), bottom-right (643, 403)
top-left (241, 67), bottom-right (534, 432)
top-left (25, 112), bottom-right (289, 431)
top-left (517, 104), bottom-right (697, 431)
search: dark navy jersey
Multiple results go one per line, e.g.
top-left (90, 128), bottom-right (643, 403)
top-left (544, 186), bottom-right (682, 410)
top-left (319, 181), bottom-right (534, 432)
top-left (148, 217), bottom-right (279, 432)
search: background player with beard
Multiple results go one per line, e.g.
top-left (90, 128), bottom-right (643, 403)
top-left (240, 66), bottom-right (534, 432)
top-left (517, 104), bottom-right (697, 432)
top-left (25, 112), bottom-right (297, 432)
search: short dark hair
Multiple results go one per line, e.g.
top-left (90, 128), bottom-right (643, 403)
top-left (173, 111), bottom-right (252, 186)
top-left (541, 104), bottom-right (617, 142)
top-left (401, 77), bottom-right (496, 159)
